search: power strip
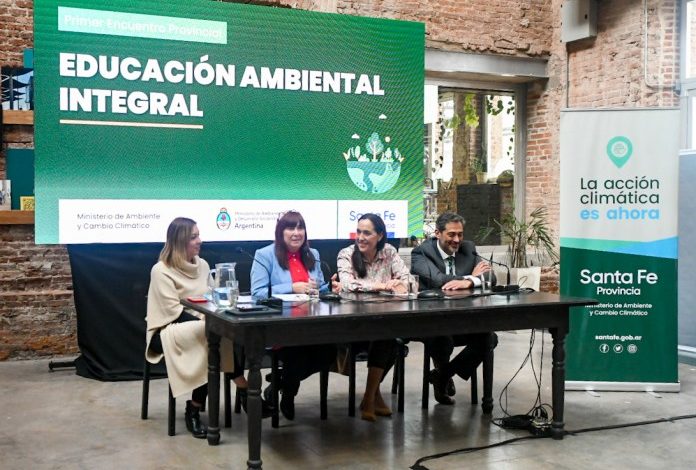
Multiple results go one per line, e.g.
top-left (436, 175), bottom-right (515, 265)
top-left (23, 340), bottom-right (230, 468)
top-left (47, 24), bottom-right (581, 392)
top-left (499, 415), bottom-right (552, 437)
top-left (530, 417), bottom-right (552, 437)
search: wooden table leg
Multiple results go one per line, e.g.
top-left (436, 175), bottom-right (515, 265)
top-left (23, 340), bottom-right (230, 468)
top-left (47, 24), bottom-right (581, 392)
top-left (550, 325), bottom-right (568, 440)
top-left (207, 331), bottom-right (221, 446)
top-left (481, 333), bottom-right (494, 415)
top-left (246, 336), bottom-right (264, 470)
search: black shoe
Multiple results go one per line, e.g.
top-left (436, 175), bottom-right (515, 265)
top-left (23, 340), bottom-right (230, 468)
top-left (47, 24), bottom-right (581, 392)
top-left (185, 400), bottom-right (207, 439)
top-left (263, 384), bottom-right (273, 403)
top-left (261, 398), bottom-right (275, 419)
top-left (238, 388), bottom-right (275, 419)
top-left (447, 378), bottom-right (456, 397)
top-left (428, 369), bottom-right (455, 406)
top-left (280, 391), bottom-right (295, 421)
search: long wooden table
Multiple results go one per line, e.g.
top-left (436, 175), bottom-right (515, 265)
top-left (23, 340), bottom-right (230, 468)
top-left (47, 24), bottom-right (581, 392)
top-left (182, 291), bottom-right (596, 470)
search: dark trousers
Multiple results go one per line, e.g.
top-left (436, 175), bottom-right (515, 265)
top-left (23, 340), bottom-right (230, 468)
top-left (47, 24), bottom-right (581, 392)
top-left (426, 332), bottom-right (498, 380)
top-left (191, 384), bottom-right (208, 405)
top-left (278, 344), bottom-right (337, 396)
top-left (352, 340), bottom-right (397, 379)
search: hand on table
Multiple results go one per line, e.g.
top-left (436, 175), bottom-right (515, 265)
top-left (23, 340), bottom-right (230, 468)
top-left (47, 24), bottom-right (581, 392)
top-left (385, 279), bottom-right (407, 294)
top-left (331, 274), bottom-right (342, 293)
top-left (442, 279), bottom-right (473, 290)
top-left (292, 279), bottom-right (318, 294)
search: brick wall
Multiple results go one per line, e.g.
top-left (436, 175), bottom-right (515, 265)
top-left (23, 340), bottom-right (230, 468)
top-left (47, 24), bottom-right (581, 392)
top-left (335, 0), bottom-right (552, 56)
top-left (0, 226), bottom-right (75, 360)
top-left (525, 0), bottom-right (680, 292)
top-left (0, 0), bottom-right (33, 64)
top-left (566, 0), bottom-right (679, 108)
top-left (0, 0), bottom-right (682, 357)
top-left (1, 0), bottom-right (77, 360)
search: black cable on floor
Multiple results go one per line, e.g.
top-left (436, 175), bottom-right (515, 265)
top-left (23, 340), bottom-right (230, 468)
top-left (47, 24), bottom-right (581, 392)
top-left (567, 413), bottom-right (696, 435)
top-left (496, 328), bottom-right (552, 422)
top-left (410, 434), bottom-right (545, 470)
top-left (410, 413), bottom-right (696, 470)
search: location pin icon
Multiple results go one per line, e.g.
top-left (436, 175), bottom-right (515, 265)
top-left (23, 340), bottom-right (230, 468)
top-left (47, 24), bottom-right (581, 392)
top-left (606, 136), bottom-right (633, 169)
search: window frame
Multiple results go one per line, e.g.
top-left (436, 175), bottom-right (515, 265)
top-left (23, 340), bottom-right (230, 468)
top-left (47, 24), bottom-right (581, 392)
top-left (681, 0), bottom-right (696, 149)
top-left (423, 77), bottom-right (528, 223)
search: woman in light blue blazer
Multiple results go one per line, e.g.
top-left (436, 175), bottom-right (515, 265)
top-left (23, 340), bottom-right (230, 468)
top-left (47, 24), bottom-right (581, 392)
top-left (250, 211), bottom-right (336, 421)
top-left (250, 241), bottom-right (326, 296)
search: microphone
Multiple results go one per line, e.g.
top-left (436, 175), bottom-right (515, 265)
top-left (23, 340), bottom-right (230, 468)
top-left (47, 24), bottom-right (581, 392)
top-left (235, 247), bottom-right (283, 308)
top-left (319, 260), bottom-right (341, 302)
top-left (473, 250), bottom-right (518, 293)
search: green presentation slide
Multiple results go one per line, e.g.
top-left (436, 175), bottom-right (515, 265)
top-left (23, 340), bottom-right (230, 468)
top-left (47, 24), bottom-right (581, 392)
top-left (34, 0), bottom-right (424, 244)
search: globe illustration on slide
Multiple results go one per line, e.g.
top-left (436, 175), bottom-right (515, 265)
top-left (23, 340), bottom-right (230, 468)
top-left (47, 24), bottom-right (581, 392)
top-left (342, 116), bottom-right (405, 194)
top-left (346, 160), bottom-right (401, 194)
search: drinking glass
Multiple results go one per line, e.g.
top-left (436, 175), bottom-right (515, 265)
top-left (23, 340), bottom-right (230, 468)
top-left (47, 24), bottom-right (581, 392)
top-left (212, 286), bottom-right (229, 308)
top-left (408, 274), bottom-right (419, 299)
top-left (226, 280), bottom-right (239, 308)
top-left (307, 277), bottom-right (320, 301)
top-left (209, 272), bottom-right (228, 307)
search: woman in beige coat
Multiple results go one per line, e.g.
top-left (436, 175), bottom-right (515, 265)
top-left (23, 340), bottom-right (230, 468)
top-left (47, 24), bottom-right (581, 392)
top-left (146, 217), bottom-right (269, 439)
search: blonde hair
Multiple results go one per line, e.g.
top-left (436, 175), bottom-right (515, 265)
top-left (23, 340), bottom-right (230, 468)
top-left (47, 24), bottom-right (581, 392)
top-left (159, 217), bottom-right (197, 271)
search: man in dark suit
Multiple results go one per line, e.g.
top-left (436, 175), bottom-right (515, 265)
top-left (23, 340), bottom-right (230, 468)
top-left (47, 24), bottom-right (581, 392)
top-left (411, 211), bottom-right (498, 405)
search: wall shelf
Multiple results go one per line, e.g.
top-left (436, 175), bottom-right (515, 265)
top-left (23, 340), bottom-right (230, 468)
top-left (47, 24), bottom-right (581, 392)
top-left (0, 210), bottom-right (35, 225)
top-left (2, 110), bottom-right (34, 125)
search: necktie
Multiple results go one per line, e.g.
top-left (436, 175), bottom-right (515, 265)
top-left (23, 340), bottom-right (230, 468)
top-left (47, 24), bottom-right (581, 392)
top-left (447, 257), bottom-right (455, 276)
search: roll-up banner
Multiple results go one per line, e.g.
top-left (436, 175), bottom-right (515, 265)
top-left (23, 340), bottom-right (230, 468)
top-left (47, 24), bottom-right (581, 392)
top-left (560, 108), bottom-right (680, 391)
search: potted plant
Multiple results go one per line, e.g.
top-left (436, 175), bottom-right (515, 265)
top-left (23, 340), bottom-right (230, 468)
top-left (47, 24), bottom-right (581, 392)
top-left (497, 169), bottom-right (514, 188)
top-left (478, 206), bottom-right (558, 291)
top-left (469, 155), bottom-right (487, 184)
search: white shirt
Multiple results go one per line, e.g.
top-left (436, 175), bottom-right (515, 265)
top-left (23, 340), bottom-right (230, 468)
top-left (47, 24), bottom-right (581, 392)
top-left (435, 241), bottom-right (481, 287)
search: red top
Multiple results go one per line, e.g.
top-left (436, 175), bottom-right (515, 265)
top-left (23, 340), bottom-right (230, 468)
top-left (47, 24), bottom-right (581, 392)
top-left (287, 252), bottom-right (309, 320)
top-left (287, 251), bottom-right (309, 283)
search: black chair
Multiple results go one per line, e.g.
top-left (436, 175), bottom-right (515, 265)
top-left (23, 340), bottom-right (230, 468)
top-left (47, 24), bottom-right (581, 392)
top-left (347, 341), bottom-right (407, 416)
top-left (140, 359), bottom-right (177, 436)
top-left (140, 295), bottom-right (180, 436)
top-left (229, 349), bottom-right (330, 428)
top-left (142, 356), bottom-right (244, 435)
top-left (391, 339), bottom-right (408, 412)
top-left (420, 342), bottom-right (480, 408)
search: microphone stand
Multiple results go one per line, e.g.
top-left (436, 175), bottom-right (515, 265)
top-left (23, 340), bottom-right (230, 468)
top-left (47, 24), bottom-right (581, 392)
top-left (319, 260), bottom-right (341, 301)
top-left (474, 250), bottom-right (519, 293)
